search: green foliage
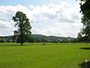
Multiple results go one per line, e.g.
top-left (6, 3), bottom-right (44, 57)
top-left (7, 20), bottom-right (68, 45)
top-left (77, 0), bottom-right (87, 2)
top-left (78, 0), bottom-right (90, 42)
top-left (81, 0), bottom-right (87, 2)
top-left (0, 43), bottom-right (90, 68)
top-left (12, 11), bottom-right (31, 45)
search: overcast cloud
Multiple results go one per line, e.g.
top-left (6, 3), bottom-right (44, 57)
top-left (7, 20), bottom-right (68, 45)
top-left (0, 1), bottom-right (83, 37)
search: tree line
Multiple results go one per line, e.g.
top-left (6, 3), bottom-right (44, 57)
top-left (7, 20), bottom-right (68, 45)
top-left (0, 35), bottom-right (76, 43)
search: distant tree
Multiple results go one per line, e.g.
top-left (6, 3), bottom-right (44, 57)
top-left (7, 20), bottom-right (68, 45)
top-left (28, 37), bottom-right (35, 43)
top-left (12, 11), bottom-right (31, 45)
top-left (0, 39), bottom-right (4, 42)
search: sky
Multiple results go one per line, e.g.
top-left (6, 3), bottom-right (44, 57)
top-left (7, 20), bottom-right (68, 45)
top-left (0, 0), bottom-right (83, 38)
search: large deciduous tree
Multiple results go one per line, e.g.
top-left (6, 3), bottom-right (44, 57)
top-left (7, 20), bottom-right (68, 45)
top-left (77, 0), bottom-right (90, 43)
top-left (12, 11), bottom-right (31, 45)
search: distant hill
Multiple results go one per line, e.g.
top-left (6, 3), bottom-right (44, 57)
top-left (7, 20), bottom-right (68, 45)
top-left (32, 34), bottom-right (75, 40)
top-left (0, 34), bottom-right (75, 42)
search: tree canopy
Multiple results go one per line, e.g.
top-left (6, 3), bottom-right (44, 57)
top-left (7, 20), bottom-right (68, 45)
top-left (77, 0), bottom-right (90, 42)
top-left (12, 11), bottom-right (31, 45)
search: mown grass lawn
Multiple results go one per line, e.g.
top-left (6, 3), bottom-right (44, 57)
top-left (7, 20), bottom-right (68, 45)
top-left (0, 43), bottom-right (90, 68)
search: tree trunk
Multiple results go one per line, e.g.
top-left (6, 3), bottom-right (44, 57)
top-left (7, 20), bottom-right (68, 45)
top-left (21, 42), bottom-right (23, 46)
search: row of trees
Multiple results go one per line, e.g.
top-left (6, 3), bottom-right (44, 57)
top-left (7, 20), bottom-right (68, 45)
top-left (0, 38), bottom-right (77, 43)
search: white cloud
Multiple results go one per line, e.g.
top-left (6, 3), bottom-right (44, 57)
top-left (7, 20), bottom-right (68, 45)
top-left (0, 2), bottom-right (83, 37)
top-left (0, 20), bottom-right (15, 36)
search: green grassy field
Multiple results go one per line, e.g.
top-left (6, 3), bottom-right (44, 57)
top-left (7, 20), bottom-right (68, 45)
top-left (0, 43), bottom-right (90, 68)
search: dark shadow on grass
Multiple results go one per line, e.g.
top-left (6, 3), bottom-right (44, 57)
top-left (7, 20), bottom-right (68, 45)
top-left (79, 61), bottom-right (90, 68)
top-left (80, 47), bottom-right (90, 50)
